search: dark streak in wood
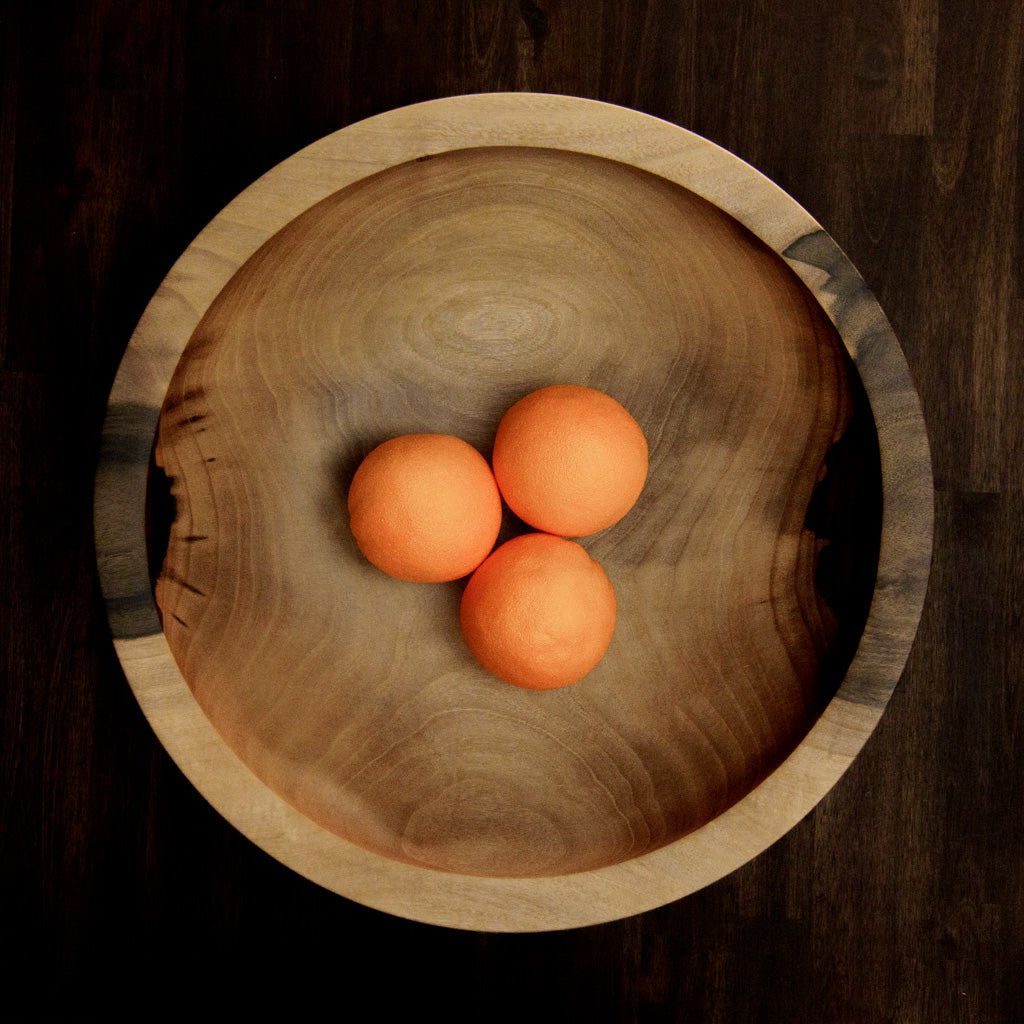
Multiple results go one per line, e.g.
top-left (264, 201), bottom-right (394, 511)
top-left (161, 567), bottom-right (205, 598)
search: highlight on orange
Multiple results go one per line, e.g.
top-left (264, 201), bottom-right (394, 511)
top-left (491, 384), bottom-right (648, 537)
top-left (460, 532), bottom-right (617, 690)
top-left (347, 433), bottom-right (502, 583)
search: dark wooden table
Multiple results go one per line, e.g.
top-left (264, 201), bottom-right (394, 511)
top-left (2, 2), bottom-right (1021, 1020)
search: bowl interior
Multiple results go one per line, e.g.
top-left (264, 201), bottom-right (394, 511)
top-left (147, 145), bottom-right (882, 878)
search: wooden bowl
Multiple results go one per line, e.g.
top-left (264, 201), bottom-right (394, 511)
top-left (94, 94), bottom-right (933, 931)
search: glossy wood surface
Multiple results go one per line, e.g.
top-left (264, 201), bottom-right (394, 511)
top-left (3, 0), bottom-right (1022, 1018)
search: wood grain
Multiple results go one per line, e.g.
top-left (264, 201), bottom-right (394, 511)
top-left (152, 145), bottom-right (865, 877)
top-left (92, 95), bottom-right (931, 928)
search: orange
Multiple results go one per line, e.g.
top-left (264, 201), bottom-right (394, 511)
top-left (460, 532), bottom-right (617, 690)
top-left (491, 384), bottom-right (648, 537)
top-left (347, 433), bottom-right (502, 583)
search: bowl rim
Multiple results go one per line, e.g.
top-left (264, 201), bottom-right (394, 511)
top-left (93, 92), bottom-right (934, 932)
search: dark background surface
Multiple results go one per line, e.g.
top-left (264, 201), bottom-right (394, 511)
top-left (2, 1), bottom-right (1022, 1021)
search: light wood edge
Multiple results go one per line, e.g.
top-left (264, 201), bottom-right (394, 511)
top-left (94, 93), bottom-right (934, 932)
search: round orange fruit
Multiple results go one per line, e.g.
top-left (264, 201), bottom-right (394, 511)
top-left (491, 384), bottom-right (648, 537)
top-left (460, 532), bottom-right (617, 690)
top-left (347, 433), bottom-right (502, 583)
